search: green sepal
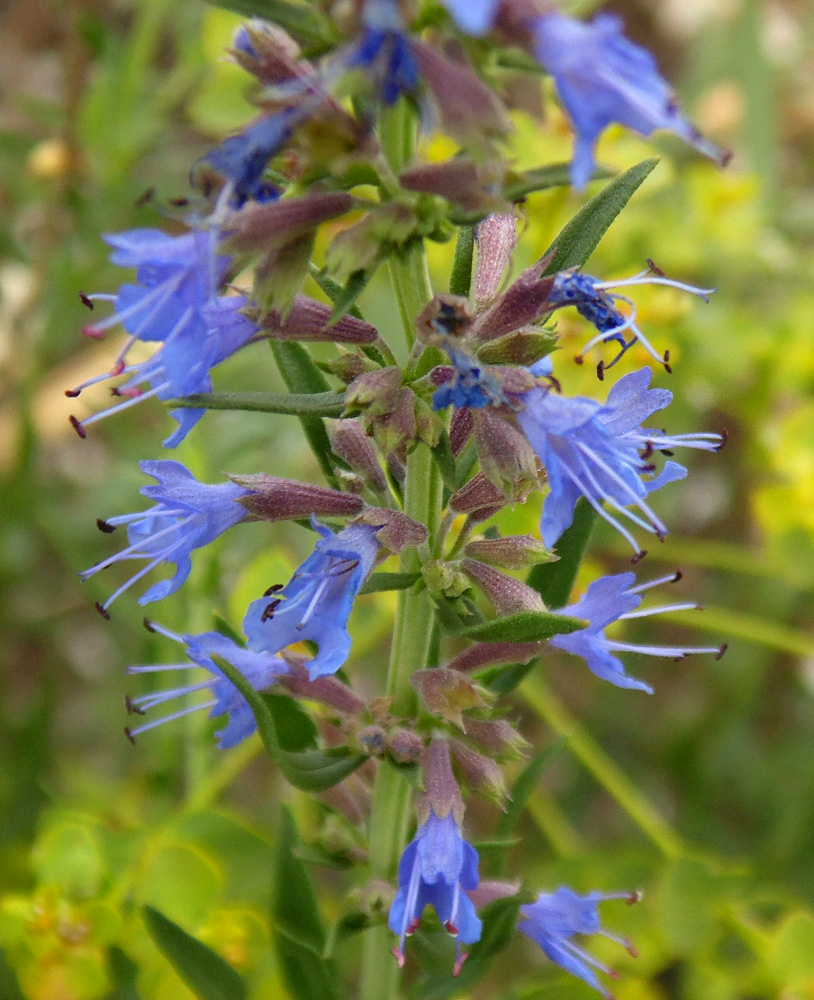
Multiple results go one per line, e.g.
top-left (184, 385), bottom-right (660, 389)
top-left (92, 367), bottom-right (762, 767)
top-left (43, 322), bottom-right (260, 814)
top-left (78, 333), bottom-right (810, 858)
top-left (212, 656), bottom-right (366, 792)
top-left (543, 157), bottom-right (659, 273)
top-left (360, 571), bottom-right (422, 595)
top-left (527, 497), bottom-right (597, 609)
top-left (430, 429), bottom-right (458, 494)
top-left (449, 225), bottom-right (475, 298)
top-left (142, 905), bottom-right (248, 1000)
top-left (270, 341), bottom-right (337, 484)
top-left (273, 808), bottom-right (344, 1000)
top-left (327, 270), bottom-right (373, 325)
top-left (457, 610), bottom-right (585, 643)
top-left (169, 390), bottom-right (346, 417)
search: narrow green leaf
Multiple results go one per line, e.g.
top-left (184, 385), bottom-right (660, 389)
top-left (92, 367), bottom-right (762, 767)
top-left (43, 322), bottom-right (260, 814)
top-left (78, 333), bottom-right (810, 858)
top-left (328, 270), bottom-right (372, 325)
top-left (504, 163), bottom-right (613, 201)
top-left (142, 906), bottom-right (247, 1000)
top-left (449, 225), bottom-right (475, 298)
top-left (359, 571), bottom-right (421, 595)
top-left (528, 498), bottom-right (597, 609)
top-left (201, 0), bottom-right (325, 44)
top-left (273, 808), bottom-right (344, 1000)
top-left (431, 430), bottom-right (458, 494)
top-left (169, 390), bottom-right (346, 416)
top-left (270, 341), bottom-right (337, 483)
top-left (483, 660), bottom-right (536, 696)
top-left (263, 693), bottom-right (318, 753)
top-left (542, 158), bottom-right (659, 274)
top-left (212, 655), bottom-right (366, 791)
top-left (492, 740), bottom-right (566, 874)
top-left (309, 264), bottom-right (364, 320)
top-left (458, 610), bottom-right (585, 643)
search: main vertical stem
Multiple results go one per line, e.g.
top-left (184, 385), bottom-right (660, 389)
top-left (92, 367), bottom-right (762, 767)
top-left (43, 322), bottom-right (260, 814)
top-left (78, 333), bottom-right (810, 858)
top-left (360, 98), bottom-right (441, 1000)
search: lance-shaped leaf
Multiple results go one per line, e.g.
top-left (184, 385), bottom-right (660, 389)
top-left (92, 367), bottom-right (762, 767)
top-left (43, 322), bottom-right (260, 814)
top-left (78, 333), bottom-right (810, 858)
top-left (542, 158), bottom-right (658, 274)
top-left (273, 807), bottom-right (343, 1000)
top-left (212, 654), bottom-right (366, 791)
top-left (271, 340), bottom-right (337, 483)
top-left (457, 610), bottom-right (585, 643)
top-left (142, 906), bottom-right (247, 1000)
top-left (528, 497), bottom-right (597, 609)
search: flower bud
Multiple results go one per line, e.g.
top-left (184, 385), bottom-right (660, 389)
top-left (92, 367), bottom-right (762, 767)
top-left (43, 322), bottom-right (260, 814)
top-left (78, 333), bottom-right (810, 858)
top-left (472, 256), bottom-right (556, 343)
top-left (412, 668), bottom-right (491, 729)
top-left (279, 659), bottom-right (366, 715)
top-left (228, 474), bottom-right (364, 520)
top-left (467, 880), bottom-right (522, 909)
top-left (258, 294), bottom-right (379, 344)
top-left (412, 41), bottom-right (512, 150)
top-left (450, 408), bottom-right (474, 456)
top-left (451, 740), bottom-right (509, 806)
top-left (450, 472), bottom-right (507, 520)
top-left (463, 717), bottom-right (530, 759)
top-left (462, 558), bottom-right (547, 615)
top-left (419, 738), bottom-right (464, 823)
top-left (464, 534), bottom-right (555, 570)
top-left (473, 409), bottom-right (539, 500)
top-left (356, 725), bottom-right (387, 757)
top-left (447, 641), bottom-right (543, 673)
top-left (345, 367), bottom-right (402, 417)
top-left (400, 159), bottom-right (500, 214)
top-left (359, 507), bottom-right (429, 552)
top-left (474, 213), bottom-right (517, 307)
top-left (423, 560), bottom-right (470, 599)
top-left (329, 419), bottom-right (389, 493)
top-left (328, 352), bottom-right (376, 384)
top-left (327, 202), bottom-right (418, 283)
top-left (387, 728), bottom-right (425, 765)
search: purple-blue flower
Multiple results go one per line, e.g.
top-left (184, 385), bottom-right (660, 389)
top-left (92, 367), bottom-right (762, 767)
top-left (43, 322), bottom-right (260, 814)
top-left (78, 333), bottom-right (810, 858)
top-left (519, 887), bottom-right (639, 997)
top-left (243, 519), bottom-right (381, 680)
top-left (442, 0), bottom-right (501, 37)
top-left (348, 0), bottom-right (420, 106)
top-left (68, 227), bottom-right (258, 446)
top-left (81, 460), bottom-right (252, 615)
top-left (551, 571), bottom-right (726, 692)
top-left (201, 111), bottom-right (295, 207)
top-left (534, 12), bottom-right (727, 190)
top-left (389, 808), bottom-right (482, 975)
top-left (516, 366), bottom-right (723, 554)
top-left (433, 342), bottom-right (508, 411)
top-left (547, 267), bottom-right (714, 372)
top-left (125, 621), bottom-right (289, 749)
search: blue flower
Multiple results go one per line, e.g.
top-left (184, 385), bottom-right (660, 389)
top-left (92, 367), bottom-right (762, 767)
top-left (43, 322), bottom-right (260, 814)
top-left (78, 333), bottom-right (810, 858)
top-left (516, 366), bottom-right (723, 554)
top-left (69, 223), bottom-right (259, 446)
top-left (81, 460), bottom-right (252, 615)
top-left (442, 0), bottom-right (501, 37)
top-left (243, 519), bottom-right (381, 680)
top-left (432, 342), bottom-right (508, 411)
top-left (534, 12), bottom-right (727, 190)
top-left (349, 0), bottom-right (420, 106)
top-left (201, 111), bottom-right (296, 206)
top-left (125, 622), bottom-right (289, 749)
top-left (519, 887), bottom-right (639, 997)
top-left (551, 571), bottom-right (726, 692)
top-left (389, 809), bottom-right (482, 975)
top-left (547, 267), bottom-right (714, 372)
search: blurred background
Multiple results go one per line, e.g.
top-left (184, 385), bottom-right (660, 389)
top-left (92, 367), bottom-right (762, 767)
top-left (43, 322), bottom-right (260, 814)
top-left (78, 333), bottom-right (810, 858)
top-left (1, 0), bottom-right (814, 997)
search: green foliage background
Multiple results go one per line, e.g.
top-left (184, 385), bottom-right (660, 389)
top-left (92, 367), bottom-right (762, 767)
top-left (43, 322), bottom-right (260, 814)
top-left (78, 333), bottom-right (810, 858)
top-left (1, 0), bottom-right (814, 997)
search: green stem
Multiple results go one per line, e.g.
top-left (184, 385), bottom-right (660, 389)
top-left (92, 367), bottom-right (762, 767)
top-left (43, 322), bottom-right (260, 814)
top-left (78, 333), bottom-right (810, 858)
top-left (361, 98), bottom-right (440, 1000)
